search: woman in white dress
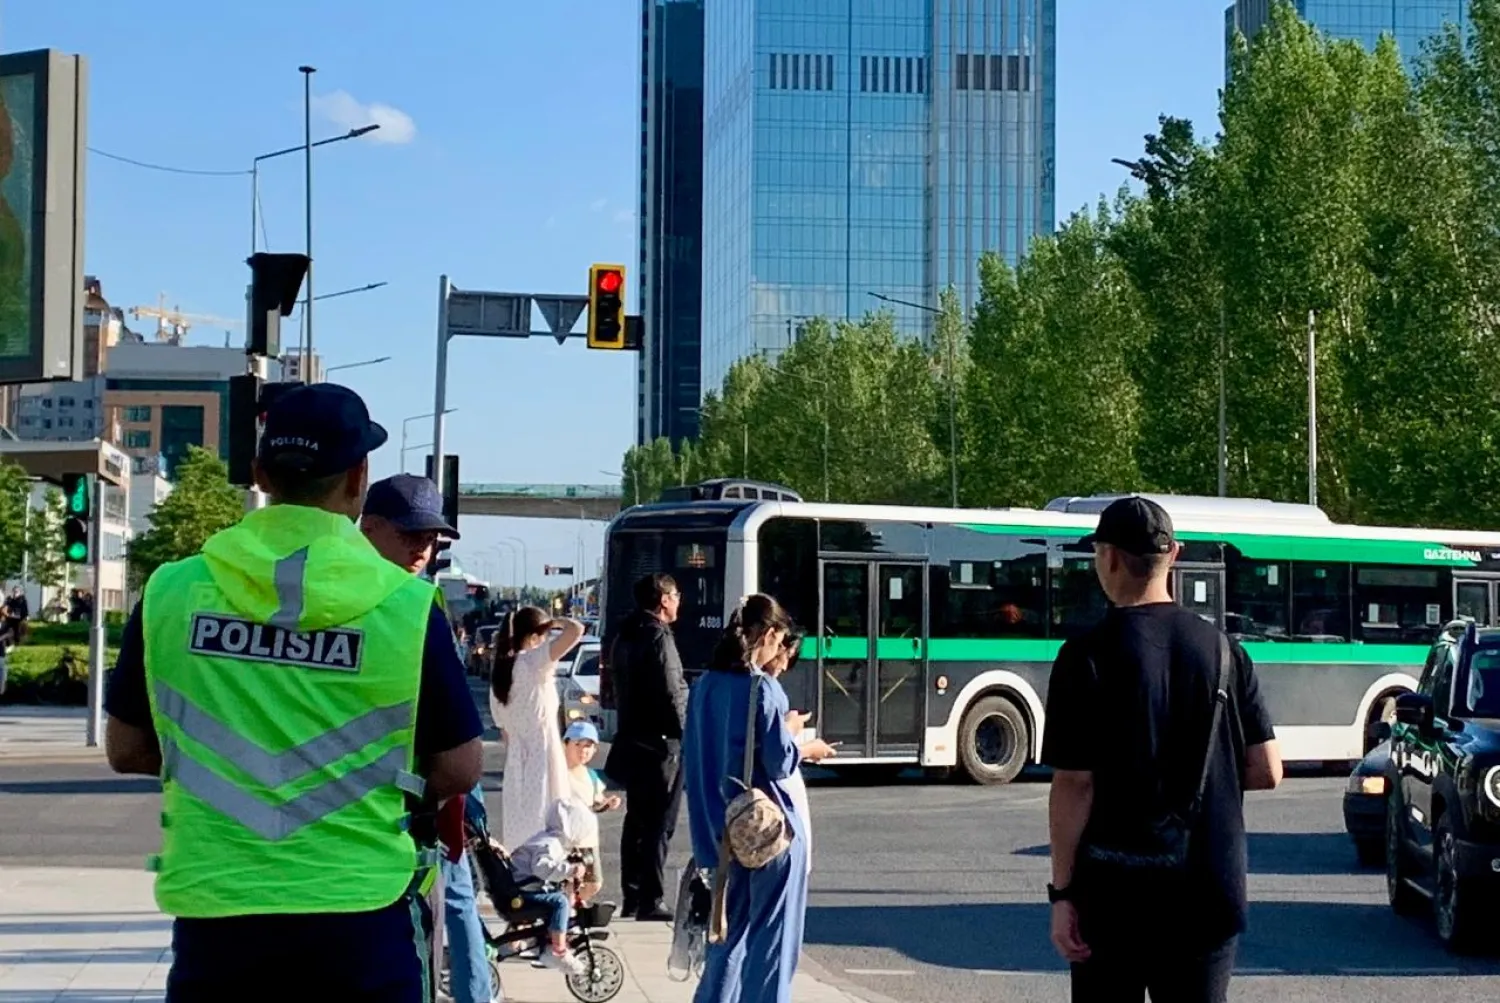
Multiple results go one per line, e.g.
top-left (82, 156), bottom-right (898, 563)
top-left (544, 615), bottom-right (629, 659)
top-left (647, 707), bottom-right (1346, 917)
top-left (489, 606), bottom-right (586, 851)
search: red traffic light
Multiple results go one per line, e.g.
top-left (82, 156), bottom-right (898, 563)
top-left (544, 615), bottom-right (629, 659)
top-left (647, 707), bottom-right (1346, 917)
top-left (597, 270), bottom-right (622, 294)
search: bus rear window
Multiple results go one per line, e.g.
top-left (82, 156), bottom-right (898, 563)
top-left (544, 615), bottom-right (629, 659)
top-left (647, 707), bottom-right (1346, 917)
top-left (605, 530), bottom-right (727, 671)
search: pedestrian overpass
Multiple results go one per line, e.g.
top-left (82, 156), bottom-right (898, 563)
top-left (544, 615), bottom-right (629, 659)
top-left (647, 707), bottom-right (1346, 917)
top-left (457, 483), bottom-right (624, 520)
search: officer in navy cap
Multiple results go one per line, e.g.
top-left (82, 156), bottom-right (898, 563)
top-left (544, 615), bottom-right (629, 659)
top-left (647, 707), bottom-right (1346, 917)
top-left (361, 473), bottom-right (462, 576)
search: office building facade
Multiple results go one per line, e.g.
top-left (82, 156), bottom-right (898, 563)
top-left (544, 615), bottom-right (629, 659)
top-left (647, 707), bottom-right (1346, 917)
top-left (698, 0), bottom-right (1056, 394)
top-left (638, 0), bottom-right (707, 446)
top-left (1226, 0), bottom-right (1468, 71)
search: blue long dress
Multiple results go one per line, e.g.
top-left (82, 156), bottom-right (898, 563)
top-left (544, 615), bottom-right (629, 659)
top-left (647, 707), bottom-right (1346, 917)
top-left (683, 667), bottom-right (808, 1003)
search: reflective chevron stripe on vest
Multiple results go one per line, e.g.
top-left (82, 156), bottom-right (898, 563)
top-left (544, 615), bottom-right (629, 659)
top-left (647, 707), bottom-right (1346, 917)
top-left (143, 510), bottom-right (437, 919)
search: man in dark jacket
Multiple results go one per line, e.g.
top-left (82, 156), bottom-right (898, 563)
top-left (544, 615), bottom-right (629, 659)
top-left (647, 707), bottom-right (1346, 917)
top-left (604, 572), bottom-right (686, 921)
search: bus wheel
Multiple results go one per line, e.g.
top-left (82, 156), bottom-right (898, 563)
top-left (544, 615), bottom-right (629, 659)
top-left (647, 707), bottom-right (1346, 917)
top-left (1366, 694), bottom-right (1398, 752)
top-left (958, 695), bottom-right (1029, 786)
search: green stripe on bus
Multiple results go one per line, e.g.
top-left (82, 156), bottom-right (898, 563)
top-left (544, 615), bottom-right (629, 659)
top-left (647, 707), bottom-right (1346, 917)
top-left (801, 637), bottom-right (1430, 665)
top-left (956, 524), bottom-right (1479, 567)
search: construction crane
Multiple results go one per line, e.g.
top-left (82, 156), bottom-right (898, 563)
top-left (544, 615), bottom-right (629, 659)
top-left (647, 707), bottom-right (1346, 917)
top-left (129, 293), bottom-right (241, 345)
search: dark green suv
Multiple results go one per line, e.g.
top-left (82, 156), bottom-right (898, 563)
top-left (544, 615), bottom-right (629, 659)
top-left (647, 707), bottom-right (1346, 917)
top-left (1386, 619), bottom-right (1500, 951)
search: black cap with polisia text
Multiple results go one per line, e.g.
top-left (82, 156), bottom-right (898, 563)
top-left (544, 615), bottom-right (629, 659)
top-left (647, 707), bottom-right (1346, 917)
top-left (258, 383), bottom-right (388, 478)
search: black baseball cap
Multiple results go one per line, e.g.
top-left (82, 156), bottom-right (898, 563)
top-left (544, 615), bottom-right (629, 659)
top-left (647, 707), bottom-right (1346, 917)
top-left (258, 383), bottom-right (388, 478)
top-left (1078, 496), bottom-right (1175, 556)
top-left (362, 473), bottom-right (460, 539)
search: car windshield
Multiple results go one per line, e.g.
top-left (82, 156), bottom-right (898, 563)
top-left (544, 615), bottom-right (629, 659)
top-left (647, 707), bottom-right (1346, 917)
top-left (577, 652), bottom-right (599, 677)
top-left (1465, 646), bottom-right (1500, 716)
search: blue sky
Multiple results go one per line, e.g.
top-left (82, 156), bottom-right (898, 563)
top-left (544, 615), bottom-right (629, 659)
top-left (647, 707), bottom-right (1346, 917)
top-left (1, 0), bottom-right (1225, 587)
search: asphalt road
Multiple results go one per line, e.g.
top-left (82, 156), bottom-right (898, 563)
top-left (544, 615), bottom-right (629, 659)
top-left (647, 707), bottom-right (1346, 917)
top-left (4, 720), bottom-right (1497, 1001)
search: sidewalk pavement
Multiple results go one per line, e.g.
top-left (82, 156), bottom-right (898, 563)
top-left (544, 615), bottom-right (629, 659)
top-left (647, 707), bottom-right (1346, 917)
top-left (0, 707), bottom-right (102, 763)
top-left (0, 866), bottom-right (873, 1003)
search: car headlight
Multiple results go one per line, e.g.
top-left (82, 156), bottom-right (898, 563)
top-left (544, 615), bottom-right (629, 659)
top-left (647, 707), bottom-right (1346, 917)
top-left (578, 693), bottom-right (595, 705)
top-left (1484, 765), bottom-right (1500, 809)
top-left (1348, 773), bottom-right (1386, 796)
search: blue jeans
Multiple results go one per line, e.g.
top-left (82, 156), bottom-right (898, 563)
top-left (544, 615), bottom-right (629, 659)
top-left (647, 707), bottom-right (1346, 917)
top-left (443, 852), bottom-right (497, 1003)
top-left (521, 889), bottom-right (572, 936)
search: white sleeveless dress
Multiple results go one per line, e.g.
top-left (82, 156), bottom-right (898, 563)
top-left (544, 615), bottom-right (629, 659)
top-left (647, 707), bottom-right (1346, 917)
top-left (491, 645), bottom-right (570, 851)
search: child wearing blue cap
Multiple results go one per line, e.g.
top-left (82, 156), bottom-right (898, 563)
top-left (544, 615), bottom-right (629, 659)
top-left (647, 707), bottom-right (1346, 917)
top-left (564, 720), bottom-right (622, 902)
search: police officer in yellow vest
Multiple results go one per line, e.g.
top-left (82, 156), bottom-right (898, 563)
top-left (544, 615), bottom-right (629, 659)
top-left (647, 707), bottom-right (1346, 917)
top-left (104, 383), bottom-right (484, 1002)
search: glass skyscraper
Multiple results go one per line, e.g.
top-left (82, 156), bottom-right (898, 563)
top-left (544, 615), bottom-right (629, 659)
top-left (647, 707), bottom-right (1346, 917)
top-left (1226, 0), bottom-right (1468, 72)
top-left (639, 0), bottom-right (706, 446)
top-left (698, 0), bottom-right (1056, 397)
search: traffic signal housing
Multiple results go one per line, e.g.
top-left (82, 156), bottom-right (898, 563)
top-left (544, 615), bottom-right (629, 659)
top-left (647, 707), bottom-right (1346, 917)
top-left (430, 539), bottom-right (453, 577)
top-left (61, 473), bottom-right (90, 564)
top-left (228, 378), bottom-right (306, 487)
top-left (246, 252), bottom-right (310, 358)
top-left (587, 264), bottom-right (626, 350)
top-left (424, 454), bottom-right (460, 537)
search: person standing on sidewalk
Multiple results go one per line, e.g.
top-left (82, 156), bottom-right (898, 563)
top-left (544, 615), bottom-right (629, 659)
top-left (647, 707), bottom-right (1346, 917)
top-left (104, 384), bottom-right (484, 1003)
top-left (604, 573), bottom-right (688, 921)
top-left (1043, 496), bottom-right (1283, 1003)
top-left (362, 473), bottom-right (499, 1003)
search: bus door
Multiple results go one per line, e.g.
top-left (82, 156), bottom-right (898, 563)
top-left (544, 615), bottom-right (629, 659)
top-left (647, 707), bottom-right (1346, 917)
top-left (816, 560), bottom-right (928, 759)
top-left (1454, 576), bottom-right (1500, 626)
top-left (1172, 566), bottom-right (1225, 628)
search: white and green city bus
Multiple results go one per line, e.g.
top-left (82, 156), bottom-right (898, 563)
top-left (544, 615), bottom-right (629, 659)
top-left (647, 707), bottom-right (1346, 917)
top-left (599, 489), bottom-right (1500, 784)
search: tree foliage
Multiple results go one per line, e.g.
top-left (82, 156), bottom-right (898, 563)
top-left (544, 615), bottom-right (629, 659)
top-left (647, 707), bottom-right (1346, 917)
top-left (25, 489), bottom-right (67, 592)
top-left (621, 0), bottom-right (1500, 530)
top-left (0, 461), bottom-right (31, 580)
top-left (128, 447), bottom-right (244, 586)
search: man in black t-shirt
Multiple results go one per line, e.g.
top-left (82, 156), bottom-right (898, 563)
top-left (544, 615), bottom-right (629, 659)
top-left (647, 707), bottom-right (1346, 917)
top-left (1042, 496), bottom-right (1283, 1003)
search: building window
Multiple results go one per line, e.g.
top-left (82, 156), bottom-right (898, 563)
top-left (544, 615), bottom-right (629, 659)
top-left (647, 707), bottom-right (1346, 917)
top-left (123, 405), bottom-right (152, 423)
top-left (770, 52), bottom-right (835, 91)
top-left (124, 429), bottom-right (152, 449)
top-left (954, 53), bottom-right (1033, 91)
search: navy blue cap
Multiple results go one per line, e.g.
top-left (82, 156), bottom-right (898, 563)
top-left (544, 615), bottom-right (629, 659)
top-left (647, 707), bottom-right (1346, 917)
top-left (258, 383), bottom-right (387, 478)
top-left (362, 473), bottom-right (460, 539)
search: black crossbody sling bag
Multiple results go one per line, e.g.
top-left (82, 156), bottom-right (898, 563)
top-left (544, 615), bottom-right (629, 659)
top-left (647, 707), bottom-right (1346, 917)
top-left (1080, 634), bottom-right (1233, 874)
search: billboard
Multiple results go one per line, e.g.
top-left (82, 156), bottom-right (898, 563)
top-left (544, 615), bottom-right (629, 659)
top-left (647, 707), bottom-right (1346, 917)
top-left (0, 49), bottom-right (87, 384)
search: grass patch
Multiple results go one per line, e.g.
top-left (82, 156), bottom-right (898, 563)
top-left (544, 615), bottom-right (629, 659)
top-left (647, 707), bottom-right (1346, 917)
top-left (1, 645), bottom-right (121, 706)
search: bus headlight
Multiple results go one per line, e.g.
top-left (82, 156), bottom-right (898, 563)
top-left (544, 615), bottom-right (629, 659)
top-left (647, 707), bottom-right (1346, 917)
top-left (1484, 766), bottom-right (1500, 809)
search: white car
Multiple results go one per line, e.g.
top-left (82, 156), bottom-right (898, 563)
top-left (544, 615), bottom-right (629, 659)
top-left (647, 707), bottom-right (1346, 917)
top-left (556, 636), bottom-right (613, 739)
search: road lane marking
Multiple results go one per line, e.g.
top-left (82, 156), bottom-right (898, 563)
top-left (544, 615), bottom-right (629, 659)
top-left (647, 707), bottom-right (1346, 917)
top-left (843, 969), bottom-right (916, 976)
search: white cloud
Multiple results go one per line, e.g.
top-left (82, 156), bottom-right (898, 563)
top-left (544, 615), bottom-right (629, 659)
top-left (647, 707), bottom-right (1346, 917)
top-left (310, 90), bottom-right (417, 145)
top-left (589, 198), bottom-right (608, 213)
top-left (613, 208), bottom-right (635, 224)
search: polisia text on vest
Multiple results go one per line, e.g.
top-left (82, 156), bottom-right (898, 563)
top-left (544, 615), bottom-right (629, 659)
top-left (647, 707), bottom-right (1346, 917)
top-left (189, 613), bottom-right (364, 672)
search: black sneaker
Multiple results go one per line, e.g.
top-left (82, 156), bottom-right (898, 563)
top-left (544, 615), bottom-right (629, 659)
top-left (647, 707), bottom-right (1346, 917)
top-left (636, 903), bottom-right (674, 922)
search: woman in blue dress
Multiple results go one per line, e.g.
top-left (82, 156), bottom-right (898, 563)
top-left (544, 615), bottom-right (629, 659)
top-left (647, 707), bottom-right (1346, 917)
top-left (683, 594), bottom-right (835, 1003)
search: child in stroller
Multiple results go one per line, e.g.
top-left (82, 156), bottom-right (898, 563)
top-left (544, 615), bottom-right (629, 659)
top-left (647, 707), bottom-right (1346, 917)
top-left (458, 798), bottom-right (626, 1003)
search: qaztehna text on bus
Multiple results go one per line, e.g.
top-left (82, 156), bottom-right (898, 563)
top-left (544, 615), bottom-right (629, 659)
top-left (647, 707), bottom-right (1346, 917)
top-left (596, 486), bottom-right (1500, 785)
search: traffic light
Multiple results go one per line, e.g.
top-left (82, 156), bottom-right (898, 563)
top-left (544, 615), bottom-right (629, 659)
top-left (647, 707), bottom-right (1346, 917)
top-left (60, 473), bottom-right (90, 564)
top-left (586, 264), bottom-right (626, 350)
top-left (430, 539), bottom-right (453, 576)
top-left (424, 454), bottom-right (460, 536)
top-left (228, 378), bottom-right (306, 487)
top-left (246, 252), bottom-right (310, 358)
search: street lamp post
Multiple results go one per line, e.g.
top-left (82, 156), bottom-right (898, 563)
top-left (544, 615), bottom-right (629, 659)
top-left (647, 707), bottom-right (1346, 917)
top-left (252, 129), bottom-right (380, 257)
top-left (503, 537), bottom-right (530, 589)
top-left (300, 65), bottom-right (316, 364)
top-left (323, 355), bottom-right (390, 377)
top-left (869, 291), bottom-right (958, 507)
top-left (401, 409), bottom-right (458, 473)
top-left (494, 543), bottom-right (519, 593)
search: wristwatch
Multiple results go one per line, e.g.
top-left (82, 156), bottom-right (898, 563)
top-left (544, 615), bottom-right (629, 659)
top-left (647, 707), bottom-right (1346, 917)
top-left (1046, 883), bottom-right (1073, 904)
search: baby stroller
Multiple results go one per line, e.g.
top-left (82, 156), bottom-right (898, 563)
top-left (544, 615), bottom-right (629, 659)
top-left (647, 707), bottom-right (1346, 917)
top-left (667, 864), bottom-right (713, 982)
top-left (439, 812), bottom-right (625, 1003)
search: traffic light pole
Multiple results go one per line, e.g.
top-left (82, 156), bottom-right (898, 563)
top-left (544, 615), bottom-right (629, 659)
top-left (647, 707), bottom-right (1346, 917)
top-left (85, 475), bottom-right (106, 748)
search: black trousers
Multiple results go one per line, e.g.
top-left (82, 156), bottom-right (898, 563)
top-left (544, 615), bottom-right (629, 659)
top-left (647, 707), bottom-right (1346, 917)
top-left (1071, 935), bottom-right (1237, 1003)
top-left (619, 756), bottom-right (684, 909)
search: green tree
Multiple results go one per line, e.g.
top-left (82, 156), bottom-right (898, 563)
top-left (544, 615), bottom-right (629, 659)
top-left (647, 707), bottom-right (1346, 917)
top-left (964, 204), bottom-right (1147, 507)
top-left (25, 488), bottom-right (67, 592)
top-left (127, 447), bottom-right (245, 586)
top-left (0, 460), bottom-right (31, 580)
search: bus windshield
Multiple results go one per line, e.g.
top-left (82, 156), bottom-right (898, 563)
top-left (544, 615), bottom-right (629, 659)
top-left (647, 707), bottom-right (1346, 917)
top-left (605, 527), bottom-right (727, 674)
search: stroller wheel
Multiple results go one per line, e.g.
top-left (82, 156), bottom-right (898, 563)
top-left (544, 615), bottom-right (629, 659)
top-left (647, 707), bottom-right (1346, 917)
top-left (565, 943), bottom-right (625, 1003)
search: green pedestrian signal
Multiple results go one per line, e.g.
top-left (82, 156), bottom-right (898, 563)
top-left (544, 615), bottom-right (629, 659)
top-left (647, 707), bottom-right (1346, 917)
top-left (61, 473), bottom-right (90, 518)
top-left (60, 473), bottom-right (91, 564)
